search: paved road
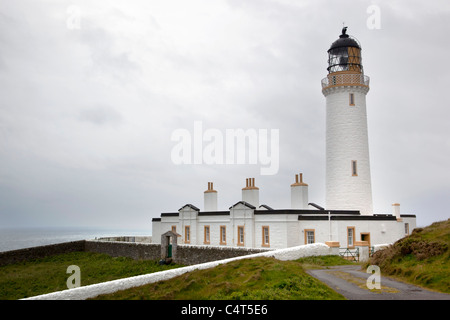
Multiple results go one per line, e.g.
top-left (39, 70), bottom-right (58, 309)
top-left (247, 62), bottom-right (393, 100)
top-left (306, 265), bottom-right (450, 300)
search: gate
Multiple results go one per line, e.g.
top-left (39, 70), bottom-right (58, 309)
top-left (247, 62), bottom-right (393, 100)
top-left (339, 247), bottom-right (359, 262)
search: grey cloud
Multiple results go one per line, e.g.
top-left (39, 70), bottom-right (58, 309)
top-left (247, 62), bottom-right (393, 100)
top-left (0, 0), bottom-right (449, 230)
top-left (78, 106), bottom-right (123, 126)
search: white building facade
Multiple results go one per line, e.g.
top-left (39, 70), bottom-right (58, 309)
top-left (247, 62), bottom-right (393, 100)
top-left (152, 28), bottom-right (416, 250)
top-left (152, 177), bottom-right (416, 250)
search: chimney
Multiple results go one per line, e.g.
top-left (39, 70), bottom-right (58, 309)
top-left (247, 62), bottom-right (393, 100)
top-left (392, 203), bottom-right (401, 220)
top-left (242, 177), bottom-right (259, 207)
top-left (204, 182), bottom-right (217, 211)
top-left (291, 173), bottom-right (309, 209)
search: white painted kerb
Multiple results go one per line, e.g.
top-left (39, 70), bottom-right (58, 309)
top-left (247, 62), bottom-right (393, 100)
top-left (22, 243), bottom-right (332, 300)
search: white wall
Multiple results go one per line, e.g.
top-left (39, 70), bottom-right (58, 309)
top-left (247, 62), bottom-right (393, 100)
top-left (154, 206), bottom-right (415, 249)
top-left (151, 221), bottom-right (161, 244)
top-left (179, 206), bottom-right (199, 245)
top-left (324, 85), bottom-right (373, 215)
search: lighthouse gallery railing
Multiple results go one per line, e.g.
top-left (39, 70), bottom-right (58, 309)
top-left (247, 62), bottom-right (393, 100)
top-left (321, 73), bottom-right (370, 89)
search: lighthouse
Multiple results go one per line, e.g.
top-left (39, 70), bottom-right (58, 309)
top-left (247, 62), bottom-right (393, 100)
top-left (321, 27), bottom-right (373, 215)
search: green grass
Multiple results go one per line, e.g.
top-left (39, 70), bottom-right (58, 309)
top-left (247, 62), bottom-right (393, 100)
top-left (0, 251), bottom-right (182, 300)
top-left (0, 250), bottom-right (371, 300)
top-left (91, 256), bottom-right (349, 300)
top-left (295, 254), bottom-right (356, 269)
top-left (368, 219), bottom-right (450, 293)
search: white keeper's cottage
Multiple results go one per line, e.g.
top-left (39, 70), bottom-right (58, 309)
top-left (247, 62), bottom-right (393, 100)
top-left (152, 28), bottom-right (417, 250)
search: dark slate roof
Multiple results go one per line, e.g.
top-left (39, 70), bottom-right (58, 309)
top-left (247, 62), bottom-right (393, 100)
top-left (298, 214), bottom-right (398, 221)
top-left (254, 209), bottom-right (360, 215)
top-left (229, 201), bottom-right (256, 210)
top-left (259, 204), bottom-right (274, 210)
top-left (154, 203), bottom-right (414, 221)
top-left (161, 212), bottom-right (179, 217)
top-left (199, 211), bottom-right (230, 216)
top-left (178, 204), bottom-right (200, 212)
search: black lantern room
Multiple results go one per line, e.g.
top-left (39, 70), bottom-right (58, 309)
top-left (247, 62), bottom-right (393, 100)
top-left (327, 27), bottom-right (363, 74)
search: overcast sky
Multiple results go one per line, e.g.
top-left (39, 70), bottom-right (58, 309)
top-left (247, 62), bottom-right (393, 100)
top-left (1, 0), bottom-right (449, 231)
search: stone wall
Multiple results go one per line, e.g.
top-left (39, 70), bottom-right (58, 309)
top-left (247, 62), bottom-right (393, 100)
top-left (84, 240), bottom-right (160, 261)
top-left (0, 240), bottom-right (86, 267)
top-left (0, 240), bottom-right (272, 267)
top-left (84, 241), bottom-right (271, 265)
top-left (96, 236), bottom-right (152, 243)
top-left (175, 245), bottom-right (272, 265)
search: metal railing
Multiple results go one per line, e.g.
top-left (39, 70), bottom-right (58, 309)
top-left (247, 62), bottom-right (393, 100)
top-left (339, 247), bottom-right (360, 262)
top-left (321, 73), bottom-right (370, 89)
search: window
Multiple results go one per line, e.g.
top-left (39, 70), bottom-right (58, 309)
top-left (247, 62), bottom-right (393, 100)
top-left (171, 225), bottom-right (176, 233)
top-left (305, 229), bottom-right (315, 244)
top-left (352, 160), bottom-right (358, 176)
top-left (262, 226), bottom-right (270, 247)
top-left (184, 226), bottom-right (190, 244)
top-left (349, 93), bottom-right (355, 106)
top-left (220, 226), bottom-right (226, 245)
top-left (237, 226), bottom-right (245, 246)
top-left (347, 227), bottom-right (355, 247)
top-left (204, 225), bottom-right (210, 244)
top-left (405, 223), bottom-right (409, 235)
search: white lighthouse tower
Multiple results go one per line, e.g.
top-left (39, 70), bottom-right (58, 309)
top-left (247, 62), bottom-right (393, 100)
top-left (321, 27), bottom-right (373, 215)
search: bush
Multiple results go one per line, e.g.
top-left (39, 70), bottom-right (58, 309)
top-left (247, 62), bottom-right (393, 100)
top-left (368, 219), bottom-right (449, 293)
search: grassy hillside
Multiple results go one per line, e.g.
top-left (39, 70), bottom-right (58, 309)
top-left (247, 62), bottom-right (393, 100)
top-left (0, 250), bottom-right (353, 300)
top-left (0, 251), bottom-right (182, 300)
top-left (369, 218), bottom-right (449, 293)
top-left (92, 256), bottom-right (351, 300)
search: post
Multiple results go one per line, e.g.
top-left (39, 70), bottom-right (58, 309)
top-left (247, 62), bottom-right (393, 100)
top-left (160, 235), bottom-right (169, 260)
top-left (325, 241), bottom-right (340, 256)
top-left (328, 211), bottom-right (331, 241)
top-left (355, 241), bottom-right (370, 262)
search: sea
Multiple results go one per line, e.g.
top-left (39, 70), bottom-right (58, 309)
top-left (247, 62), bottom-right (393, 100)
top-left (0, 227), bottom-right (151, 253)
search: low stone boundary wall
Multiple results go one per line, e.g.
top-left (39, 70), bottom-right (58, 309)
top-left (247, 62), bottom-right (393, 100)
top-left (176, 244), bottom-right (271, 265)
top-left (0, 240), bottom-right (271, 267)
top-left (1, 239), bottom-right (354, 268)
top-left (0, 241), bottom-right (86, 267)
top-left (96, 236), bottom-right (152, 243)
top-left (84, 241), bottom-right (160, 261)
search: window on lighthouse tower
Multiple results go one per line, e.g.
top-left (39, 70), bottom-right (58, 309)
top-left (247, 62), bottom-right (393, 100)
top-left (349, 93), bottom-right (355, 106)
top-left (352, 160), bottom-right (358, 176)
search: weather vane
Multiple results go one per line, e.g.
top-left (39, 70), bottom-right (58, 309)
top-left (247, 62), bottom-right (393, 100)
top-left (342, 23), bottom-right (348, 35)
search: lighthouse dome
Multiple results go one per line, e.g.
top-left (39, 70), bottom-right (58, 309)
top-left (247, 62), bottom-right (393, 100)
top-left (327, 27), bottom-right (363, 74)
top-left (329, 33), bottom-right (361, 51)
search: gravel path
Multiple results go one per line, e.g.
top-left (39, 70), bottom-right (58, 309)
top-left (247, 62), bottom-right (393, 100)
top-left (306, 265), bottom-right (450, 300)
